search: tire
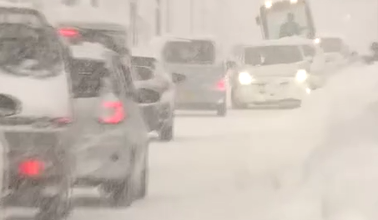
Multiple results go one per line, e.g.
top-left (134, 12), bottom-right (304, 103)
top-left (106, 149), bottom-right (137, 207)
top-left (134, 148), bottom-right (148, 200)
top-left (107, 177), bottom-right (134, 207)
top-left (35, 179), bottom-right (72, 220)
top-left (231, 90), bottom-right (247, 109)
top-left (159, 117), bottom-right (174, 142)
top-left (216, 102), bottom-right (227, 117)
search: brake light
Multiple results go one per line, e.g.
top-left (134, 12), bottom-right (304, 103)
top-left (18, 160), bottom-right (45, 177)
top-left (99, 101), bottom-right (125, 124)
top-left (217, 78), bottom-right (226, 91)
top-left (53, 117), bottom-right (72, 125)
top-left (59, 28), bottom-right (79, 38)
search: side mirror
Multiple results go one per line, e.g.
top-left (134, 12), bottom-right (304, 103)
top-left (134, 88), bottom-right (161, 104)
top-left (255, 16), bottom-right (261, 25)
top-left (134, 66), bottom-right (154, 81)
top-left (172, 72), bottom-right (186, 83)
top-left (0, 94), bottom-right (21, 117)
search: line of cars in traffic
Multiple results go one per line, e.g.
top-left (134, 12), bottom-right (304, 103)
top-left (0, 2), bottom-right (366, 220)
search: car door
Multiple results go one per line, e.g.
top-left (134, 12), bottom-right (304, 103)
top-left (112, 58), bottom-right (149, 175)
top-left (112, 57), bottom-right (149, 142)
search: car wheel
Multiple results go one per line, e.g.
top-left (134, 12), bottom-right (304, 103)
top-left (216, 102), bottom-right (227, 117)
top-left (159, 120), bottom-right (174, 141)
top-left (231, 90), bottom-right (247, 109)
top-left (35, 179), bottom-right (72, 220)
top-left (134, 147), bottom-right (148, 200)
top-left (107, 150), bottom-right (136, 207)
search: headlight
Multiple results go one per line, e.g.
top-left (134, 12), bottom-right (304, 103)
top-left (238, 71), bottom-right (254, 85)
top-left (295, 69), bottom-right (308, 83)
top-left (313, 38), bottom-right (321, 44)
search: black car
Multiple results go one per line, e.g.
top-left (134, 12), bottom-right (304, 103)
top-left (131, 55), bottom-right (186, 141)
top-left (0, 4), bottom-right (73, 220)
top-left (66, 42), bottom-right (159, 206)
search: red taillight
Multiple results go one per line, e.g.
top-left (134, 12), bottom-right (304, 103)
top-left (217, 78), bottom-right (226, 91)
top-left (99, 101), bottom-right (125, 124)
top-left (53, 117), bottom-right (72, 125)
top-left (18, 160), bottom-right (44, 177)
top-left (59, 28), bottom-right (79, 38)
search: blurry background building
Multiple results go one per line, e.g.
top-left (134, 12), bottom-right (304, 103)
top-left (13, 0), bottom-right (378, 54)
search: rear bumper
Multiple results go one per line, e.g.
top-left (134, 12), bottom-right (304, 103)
top-left (73, 133), bottom-right (134, 184)
top-left (175, 90), bottom-right (226, 110)
top-left (233, 82), bottom-right (308, 104)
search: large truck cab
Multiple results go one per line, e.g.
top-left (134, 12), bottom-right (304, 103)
top-left (256, 0), bottom-right (316, 39)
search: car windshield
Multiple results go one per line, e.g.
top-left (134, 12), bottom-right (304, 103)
top-left (163, 40), bottom-right (215, 64)
top-left (70, 59), bottom-right (109, 98)
top-left (320, 38), bottom-right (343, 52)
top-left (244, 45), bottom-right (302, 65)
top-left (0, 24), bottom-right (62, 77)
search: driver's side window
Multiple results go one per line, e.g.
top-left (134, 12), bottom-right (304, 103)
top-left (113, 59), bottom-right (135, 97)
top-left (133, 66), bottom-right (154, 81)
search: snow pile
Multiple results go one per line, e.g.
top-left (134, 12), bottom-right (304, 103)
top-left (269, 64), bottom-right (378, 220)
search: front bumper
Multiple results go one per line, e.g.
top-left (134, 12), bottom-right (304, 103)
top-left (233, 81), bottom-right (309, 104)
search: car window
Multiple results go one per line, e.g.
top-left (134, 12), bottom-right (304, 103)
top-left (0, 24), bottom-right (63, 78)
top-left (302, 45), bottom-right (316, 57)
top-left (70, 58), bottom-right (120, 98)
top-left (163, 40), bottom-right (215, 64)
top-left (113, 58), bottom-right (136, 97)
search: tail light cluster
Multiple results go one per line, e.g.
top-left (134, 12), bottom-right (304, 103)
top-left (216, 78), bottom-right (226, 91)
top-left (99, 101), bottom-right (125, 124)
top-left (58, 28), bottom-right (82, 44)
top-left (18, 159), bottom-right (45, 178)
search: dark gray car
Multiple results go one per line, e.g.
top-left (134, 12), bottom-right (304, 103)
top-left (131, 55), bottom-right (185, 141)
top-left (161, 38), bottom-right (227, 116)
top-left (67, 43), bottom-right (159, 206)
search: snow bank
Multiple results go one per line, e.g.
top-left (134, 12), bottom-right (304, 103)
top-left (269, 64), bottom-right (378, 220)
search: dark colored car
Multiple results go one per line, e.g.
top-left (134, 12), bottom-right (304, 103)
top-left (66, 43), bottom-right (159, 206)
top-left (0, 4), bottom-right (74, 220)
top-left (131, 55), bottom-right (186, 141)
top-left (161, 38), bottom-right (228, 116)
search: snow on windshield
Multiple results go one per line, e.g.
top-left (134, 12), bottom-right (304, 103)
top-left (244, 45), bottom-right (302, 65)
top-left (0, 24), bottom-right (62, 78)
top-left (163, 40), bottom-right (215, 64)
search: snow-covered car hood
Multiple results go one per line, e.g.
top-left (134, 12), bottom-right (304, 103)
top-left (0, 68), bottom-right (72, 119)
top-left (241, 62), bottom-right (307, 78)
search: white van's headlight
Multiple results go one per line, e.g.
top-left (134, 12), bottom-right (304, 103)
top-left (238, 71), bottom-right (254, 85)
top-left (295, 69), bottom-right (308, 83)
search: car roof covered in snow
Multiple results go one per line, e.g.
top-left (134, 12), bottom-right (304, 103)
top-left (317, 33), bottom-right (346, 41)
top-left (0, 0), bottom-right (37, 9)
top-left (243, 37), bottom-right (315, 48)
top-left (69, 42), bottom-right (115, 62)
top-left (57, 21), bottom-right (127, 32)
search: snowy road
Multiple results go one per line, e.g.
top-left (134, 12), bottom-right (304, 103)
top-left (6, 63), bottom-right (377, 220)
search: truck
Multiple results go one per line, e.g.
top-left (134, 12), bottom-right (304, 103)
top-left (255, 0), bottom-right (316, 39)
